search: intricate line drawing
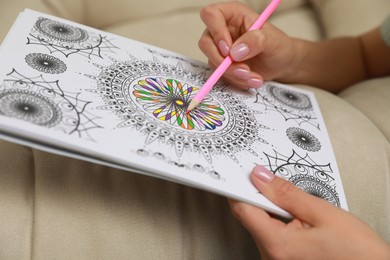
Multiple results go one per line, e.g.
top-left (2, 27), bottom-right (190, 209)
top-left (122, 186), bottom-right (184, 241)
top-left (25, 53), bottom-right (67, 74)
top-left (133, 77), bottom-right (225, 131)
top-left (286, 127), bottom-right (321, 152)
top-left (255, 84), bottom-right (320, 129)
top-left (147, 48), bottom-right (210, 70)
top-left (264, 149), bottom-right (340, 206)
top-left (0, 69), bottom-right (102, 140)
top-left (87, 56), bottom-right (269, 163)
top-left (27, 17), bottom-right (118, 59)
top-left (135, 148), bottom-right (225, 181)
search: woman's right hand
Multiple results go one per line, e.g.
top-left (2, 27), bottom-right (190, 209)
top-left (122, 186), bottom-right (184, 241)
top-left (198, 1), bottom-right (303, 90)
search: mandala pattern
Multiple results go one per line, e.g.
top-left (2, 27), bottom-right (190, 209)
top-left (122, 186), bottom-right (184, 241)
top-left (0, 69), bottom-right (101, 139)
top-left (135, 148), bottom-right (224, 181)
top-left (0, 89), bottom-right (62, 127)
top-left (25, 53), bottom-right (67, 74)
top-left (88, 56), bottom-right (269, 163)
top-left (269, 85), bottom-right (312, 110)
top-left (147, 48), bottom-right (210, 70)
top-left (133, 77), bottom-right (224, 131)
top-left (264, 149), bottom-right (340, 206)
top-left (286, 127), bottom-right (321, 152)
top-left (34, 17), bottom-right (88, 42)
top-left (27, 17), bottom-right (117, 59)
top-left (255, 83), bottom-right (319, 129)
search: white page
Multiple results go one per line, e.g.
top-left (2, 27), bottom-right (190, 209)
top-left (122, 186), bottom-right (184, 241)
top-left (0, 9), bottom-right (348, 218)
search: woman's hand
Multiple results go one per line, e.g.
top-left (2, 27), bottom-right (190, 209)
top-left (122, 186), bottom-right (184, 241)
top-left (198, 1), bottom-right (301, 90)
top-left (229, 165), bottom-right (390, 259)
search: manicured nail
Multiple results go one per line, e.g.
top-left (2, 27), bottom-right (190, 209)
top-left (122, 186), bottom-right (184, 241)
top-left (247, 78), bottom-right (263, 88)
top-left (233, 68), bottom-right (250, 80)
top-left (253, 165), bottom-right (274, 183)
top-left (230, 43), bottom-right (249, 61)
top-left (218, 40), bottom-right (230, 57)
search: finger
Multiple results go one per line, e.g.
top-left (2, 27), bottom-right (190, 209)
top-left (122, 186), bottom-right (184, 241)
top-left (230, 22), bottom-right (285, 63)
top-left (206, 58), bottom-right (252, 90)
top-left (207, 58), bottom-right (264, 90)
top-left (230, 29), bottom-right (267, 62)
top-left (199, 4), bottom-right (234, 56)
top-left (228, 199), bottom-right (284, 245)
top-left (199, 30), bottom-right (225, 64)
top-left (251, 165), bottom-right (339, 225)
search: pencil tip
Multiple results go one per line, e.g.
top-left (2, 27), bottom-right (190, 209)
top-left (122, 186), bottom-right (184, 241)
top-left (187, 99), bottom-right (199, 113)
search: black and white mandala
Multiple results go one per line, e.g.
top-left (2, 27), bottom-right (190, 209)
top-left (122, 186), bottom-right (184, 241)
top-left (255, 83), bottom-right (320, 129)
top-left (27, 17), bottom-right (117, 59)
top-left (0, 69), bottom-right (101, 139)
top-left (87, 55), bottom-right (270, 163)
top-left (286, 127), bottom-right (321, 152)
top-left (25, 53), bottom-right (67, 74)
top-left (264, 149), bottom-right (340, 207)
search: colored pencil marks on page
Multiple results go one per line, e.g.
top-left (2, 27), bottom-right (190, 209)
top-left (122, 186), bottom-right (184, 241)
top-left (87, 56), bottom-right (270, 163)
top-left (133, 77), bottom-right (225, 131)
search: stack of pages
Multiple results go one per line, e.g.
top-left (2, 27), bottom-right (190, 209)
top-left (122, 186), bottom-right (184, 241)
top-left (0, 9), bottom-right (348, 218)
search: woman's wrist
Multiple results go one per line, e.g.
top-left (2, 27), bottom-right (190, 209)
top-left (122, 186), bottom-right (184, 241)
top-left (275, 38), bottom-right (310, 85)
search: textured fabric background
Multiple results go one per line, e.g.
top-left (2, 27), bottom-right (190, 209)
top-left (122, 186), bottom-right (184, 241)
top-left (0, 0), bottom-right (389, 259)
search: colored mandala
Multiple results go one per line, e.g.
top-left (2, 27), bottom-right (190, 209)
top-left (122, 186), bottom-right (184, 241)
top-left (133, 77), bottom-right (224, 131)
top-left (88, 56), bottom-right (269, 163)
top-left (264, 149), bottom-right (340, 207)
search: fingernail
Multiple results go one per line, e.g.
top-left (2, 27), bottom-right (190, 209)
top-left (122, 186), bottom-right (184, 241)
top-left (233, 68), bottom-right (250, 80)
top-left (247, 78), bottom-right (263, 88)
top-left (253, 165), bottom-right (274, 183)
top-left (230, 43), bottom-right (249, 61)
top-left (218, 40), bottom-right (230, 57)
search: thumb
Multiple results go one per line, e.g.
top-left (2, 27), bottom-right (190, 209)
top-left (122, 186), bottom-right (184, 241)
top-left (251, 165), bottom-right (337, 225)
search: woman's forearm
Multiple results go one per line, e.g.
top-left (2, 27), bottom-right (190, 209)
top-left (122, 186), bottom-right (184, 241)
top-left (282, 27), bottom-right (390, 93)
top-left (284, 37), bottom-right (367, 93)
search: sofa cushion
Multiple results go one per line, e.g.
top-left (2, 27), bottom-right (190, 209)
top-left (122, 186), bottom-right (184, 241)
top-left (0, 0), bottom-right (54, 42)
top-left (339, 77), bottom-right (390, 142)
top-left (310, 0), bottom-right (390, 38)
top-left (42, 0), bottom-right (307, 29)
top-left (270, 5), bottom-right (322, 41)
top-left (100, 2), bottom-right (321, 61)
top-left (0, 141), bottom-right (34, 259)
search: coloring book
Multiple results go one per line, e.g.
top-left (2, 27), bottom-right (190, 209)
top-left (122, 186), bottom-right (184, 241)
top-left (0, 9), bottom-right (347, 218)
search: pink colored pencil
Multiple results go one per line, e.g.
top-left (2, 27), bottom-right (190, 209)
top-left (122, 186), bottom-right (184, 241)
top-left (187, 0), bottom-right (282, 112)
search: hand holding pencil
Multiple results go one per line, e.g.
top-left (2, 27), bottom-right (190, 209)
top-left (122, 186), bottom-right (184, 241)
top-left (187, 0), bottom-right (282, 112)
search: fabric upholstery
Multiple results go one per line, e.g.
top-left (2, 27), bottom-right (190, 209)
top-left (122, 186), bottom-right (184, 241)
top-left (310, 0), bottom-right (390, 37)
top-left (0, 0), bottom-right (389, 259)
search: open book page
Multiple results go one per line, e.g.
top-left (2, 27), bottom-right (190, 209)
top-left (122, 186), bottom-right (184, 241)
top-left (0, 9), bottom-right (348, 218)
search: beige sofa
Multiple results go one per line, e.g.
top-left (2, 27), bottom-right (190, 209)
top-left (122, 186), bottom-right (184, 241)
top-left (0, 0), bottom-right (389, 259)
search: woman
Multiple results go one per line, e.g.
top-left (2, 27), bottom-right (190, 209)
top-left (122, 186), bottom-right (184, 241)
top-left (198, 2), bottom-right (390, 259)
